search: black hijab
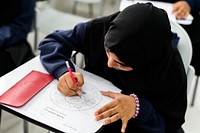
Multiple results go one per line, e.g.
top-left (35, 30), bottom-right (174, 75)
top-left (105, 3), bottom-right (172, 70)
top-left (104, 3), bottom-right (187, 133)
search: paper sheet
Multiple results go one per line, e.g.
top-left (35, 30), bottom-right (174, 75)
top-left (5, 65), bottom-right (121, 133)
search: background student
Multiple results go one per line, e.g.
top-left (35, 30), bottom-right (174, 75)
top-left (0, 0), bottom-right (35, 77)
top-left (150, 0), bottom-right (200, 76)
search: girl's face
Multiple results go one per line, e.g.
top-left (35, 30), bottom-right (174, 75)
top-left (106, 52), bottom-right (133, 71)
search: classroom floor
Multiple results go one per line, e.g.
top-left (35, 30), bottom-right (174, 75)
top-left (1, 0), bottom-right (200, 133)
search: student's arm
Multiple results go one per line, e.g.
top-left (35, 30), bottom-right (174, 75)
top-left (38, 22), bottom-right (88, 79)
top-left (0, 0), bottom-right (35, 48)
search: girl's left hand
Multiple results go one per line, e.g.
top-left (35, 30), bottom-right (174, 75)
top-left (94, 91), bottom-right (136, 133)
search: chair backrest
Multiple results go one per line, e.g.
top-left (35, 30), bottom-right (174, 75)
top-left (170, 20), bottom-right (195, 92)
top-left (170, 20), bottom-right (192, 72)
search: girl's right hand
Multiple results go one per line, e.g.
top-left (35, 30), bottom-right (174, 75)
top-left (57, 72), bottom-right (84, 96)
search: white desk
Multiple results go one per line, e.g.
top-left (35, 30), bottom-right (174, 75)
top-left (0, 56), bottom-right (121, 133)
top-left (119, 0), bottom-right (193, 25)
top-left (0, 56), bottom-right (61, 132)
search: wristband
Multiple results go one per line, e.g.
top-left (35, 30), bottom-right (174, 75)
top-left (130, 93), bottom-right (140, 118)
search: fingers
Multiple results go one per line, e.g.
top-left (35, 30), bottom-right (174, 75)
top-left (100, 113), bottom-right (129, 133)
top-left (96, 108), bottom-right (129, 133)
top-left (95, 93), bottom-right (136, 133)
top-left (172, 1), bottom-right (191, 19)
top-left (57, 75), bottom-right (77, 96)
top-left (95, 92), bottom-right (131, 120)
top-left (74, 72), bottom-right (84, 88)
top-left (103, 113), bottom-right (120, 125)
top-left (57, 72), bottom-right (84, 96)
top-left (95, 99), bottom-right (118, 118)
top-left (121, 118), bottom-right (128, 133)
top-left (175, 7), bottom-right (188, 19)
top-left (101, 91), bottom-right (120, 98)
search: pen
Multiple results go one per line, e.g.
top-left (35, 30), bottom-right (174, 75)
top-left (66, 61), bottom-right (81, 97)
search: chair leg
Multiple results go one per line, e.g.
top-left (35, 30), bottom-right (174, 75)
top-left (72, 1), bottom-right (78, 14)
top-left (0, 109), bottom-right (2, 126)
top-left (88, 3), bottom-right (93, 17)
top-left (111, 0), bottom-right (116, 5)
top-left (191, 76), bottom-right (199, 106)
top-left (23, 120), bottom-right (29, 133)
top-left (33, 9), bottom-right (38, 52)
top-left (0, 110), bottom-right (28, 133)
top-left (99, 0), bottom-right (105, 16)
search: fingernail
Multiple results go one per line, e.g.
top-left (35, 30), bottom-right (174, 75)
top-left (103, 120), bottom-right (108, 125)
top-left (94, 112), bottom-right (98, 116)
top-left (77, 90), bottom-right (81, 95)
top-left (95, 117), bottom-right (99, 121)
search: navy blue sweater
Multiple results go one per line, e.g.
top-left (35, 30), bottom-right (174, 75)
top-left (0, 0), bottom-right (35, 48)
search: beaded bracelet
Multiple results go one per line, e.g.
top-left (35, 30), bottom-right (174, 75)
top-left (130, 93), bottom-right (140, 118)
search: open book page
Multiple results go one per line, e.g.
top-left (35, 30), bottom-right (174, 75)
top-left (3, 63), bottom-right (121, 133)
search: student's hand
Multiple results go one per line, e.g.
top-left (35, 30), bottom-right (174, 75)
top-left (172, 1), bottom-right (191, 19)
top-left (57, 72), bottom-right (84, 96)
top-left (94, 91), bottom-right (136, 133)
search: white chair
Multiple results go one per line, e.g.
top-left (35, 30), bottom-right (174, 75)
top-left (33, 3), bottom-right (90, 54)
top-left (71, 0), bottom-right (105, 16)
top-left (170, 20), bottom-right (195, 94)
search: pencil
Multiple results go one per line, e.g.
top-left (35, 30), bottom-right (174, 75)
top-left (66, 61), bottom-right (81, 97)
